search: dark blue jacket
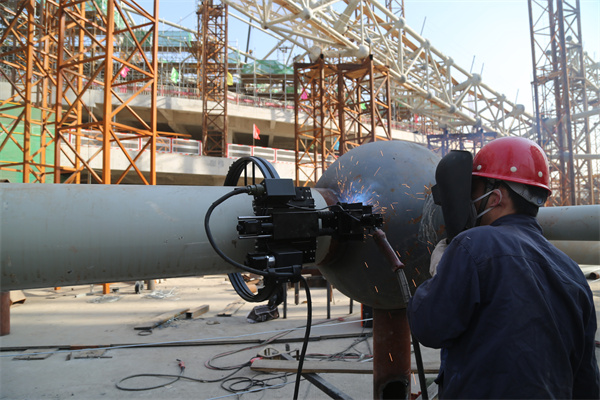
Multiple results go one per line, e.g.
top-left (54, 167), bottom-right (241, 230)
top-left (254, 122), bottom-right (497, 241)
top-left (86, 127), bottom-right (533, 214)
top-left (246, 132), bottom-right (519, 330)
top-left (408, 214), bottom-right (599, 399)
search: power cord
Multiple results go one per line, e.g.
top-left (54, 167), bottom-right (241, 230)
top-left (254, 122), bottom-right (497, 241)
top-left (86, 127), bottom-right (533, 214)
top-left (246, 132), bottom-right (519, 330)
top-left (293, 275), bottom-right (312, 400)
top-left (115, 359), bottom-right (246, 391)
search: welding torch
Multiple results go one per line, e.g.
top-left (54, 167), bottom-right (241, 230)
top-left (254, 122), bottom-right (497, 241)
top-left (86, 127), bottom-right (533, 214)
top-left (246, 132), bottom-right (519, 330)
top-left (372, 228), bottom-right (411, 305)
top-left (372, 228), bottom-right (429, 400)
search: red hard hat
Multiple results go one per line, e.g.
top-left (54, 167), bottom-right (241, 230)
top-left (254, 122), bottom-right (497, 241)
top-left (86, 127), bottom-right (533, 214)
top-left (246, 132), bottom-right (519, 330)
top-left (472, 136), bottom-right (551, 194)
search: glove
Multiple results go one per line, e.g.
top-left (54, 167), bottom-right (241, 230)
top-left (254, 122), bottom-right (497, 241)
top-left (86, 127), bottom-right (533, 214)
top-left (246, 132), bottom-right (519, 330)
top-left (429, 239), bottom-right (448, 277)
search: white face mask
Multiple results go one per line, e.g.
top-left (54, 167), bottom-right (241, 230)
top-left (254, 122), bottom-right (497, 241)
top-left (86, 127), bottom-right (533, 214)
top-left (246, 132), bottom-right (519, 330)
top-left (471, 188), bottom-right (503, 220)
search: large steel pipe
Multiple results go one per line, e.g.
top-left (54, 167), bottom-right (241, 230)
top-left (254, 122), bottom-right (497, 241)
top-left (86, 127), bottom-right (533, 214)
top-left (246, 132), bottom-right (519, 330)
top-left (2, 141), bottom-right (598, 302)
top-left (0, 184), bottom-right (331, 291)
top-left (550, 241), bottom-right (600, 266)
top-left (537, 205), bottom-right (600, 242)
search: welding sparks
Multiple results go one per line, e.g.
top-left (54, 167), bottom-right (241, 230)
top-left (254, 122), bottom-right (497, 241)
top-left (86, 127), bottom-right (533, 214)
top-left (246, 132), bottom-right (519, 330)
top-left (374, 167), bottom-right (381, 176)
top-left (412, 279), bottom-right (416, 287)
top-left (375, 286), bottom-right (379, 293)
top-left (364, 262), bottom-right (369, 269)
top-left (389, 353), bottom-right (394, 362)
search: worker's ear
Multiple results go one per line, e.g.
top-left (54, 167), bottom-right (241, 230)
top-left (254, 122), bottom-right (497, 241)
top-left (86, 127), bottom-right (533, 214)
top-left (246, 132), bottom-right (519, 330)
top-left (487, 188), bottom-right (504, 208)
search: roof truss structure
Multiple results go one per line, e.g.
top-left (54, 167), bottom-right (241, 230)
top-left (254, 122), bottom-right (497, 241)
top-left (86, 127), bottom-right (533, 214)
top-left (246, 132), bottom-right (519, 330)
top-left (225, 0), bottom-right (536, 137)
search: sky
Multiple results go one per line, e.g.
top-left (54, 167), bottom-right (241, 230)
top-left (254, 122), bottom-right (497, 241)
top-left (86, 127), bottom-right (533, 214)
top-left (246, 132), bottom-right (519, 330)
top-left (140, 0), bottom-right (599, 114)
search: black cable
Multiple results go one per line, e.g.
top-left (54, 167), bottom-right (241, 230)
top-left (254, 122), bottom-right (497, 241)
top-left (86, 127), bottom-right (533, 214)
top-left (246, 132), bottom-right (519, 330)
top-left (116, 359), bottom-right (250, 392)
top-left (116, 361), bottom-right (247, 391)
top-left (293, 275), bottom-right (312, 400)
top-left (412, 334), bottom-right (428, 400)
top-left (220, 372), bottom-right (293, 393)
top-left (227, 272), bottom-right (278, 303)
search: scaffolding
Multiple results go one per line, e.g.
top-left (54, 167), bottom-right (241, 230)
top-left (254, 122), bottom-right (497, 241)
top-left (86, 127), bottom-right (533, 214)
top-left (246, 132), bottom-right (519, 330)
top-left (198, 0), bottom-right (228, 157)
top-left (52, 0), bottom-right (160, 185)
top-left (528, 0), bottom-right (599, 205)
top-left (294, 57), bottom-right (392, 186)
top-left (0, 0), bottom-right (57, 183)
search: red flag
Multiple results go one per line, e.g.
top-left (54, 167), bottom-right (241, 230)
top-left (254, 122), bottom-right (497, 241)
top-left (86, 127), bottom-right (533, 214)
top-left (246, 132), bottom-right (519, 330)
top-left (253, 124), bottom-right (260, 140)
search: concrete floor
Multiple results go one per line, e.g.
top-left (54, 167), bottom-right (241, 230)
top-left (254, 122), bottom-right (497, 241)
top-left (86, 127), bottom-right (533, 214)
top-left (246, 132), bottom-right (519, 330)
top-left (0, 276), bottom-right (441, 399)
top-left (2, 271), bottom-right (600, 400)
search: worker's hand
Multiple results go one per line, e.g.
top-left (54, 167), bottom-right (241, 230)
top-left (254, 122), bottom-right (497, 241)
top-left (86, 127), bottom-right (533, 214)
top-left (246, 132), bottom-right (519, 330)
top-left (429, 239), bottom-right (448, 276)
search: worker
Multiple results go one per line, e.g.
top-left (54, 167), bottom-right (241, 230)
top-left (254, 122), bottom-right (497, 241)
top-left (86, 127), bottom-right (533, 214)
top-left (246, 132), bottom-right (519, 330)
top-left (407, 136), bottom-right (600, 399)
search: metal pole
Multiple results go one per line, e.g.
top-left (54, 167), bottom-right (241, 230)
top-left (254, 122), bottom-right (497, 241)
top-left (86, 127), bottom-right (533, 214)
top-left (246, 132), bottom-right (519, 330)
top-left (0, 292), bottom-right (10, 336)
top-left (373, 308), bottom-right (411, 399)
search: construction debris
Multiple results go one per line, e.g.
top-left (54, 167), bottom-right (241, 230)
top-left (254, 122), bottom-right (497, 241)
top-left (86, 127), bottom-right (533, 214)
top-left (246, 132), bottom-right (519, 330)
top-left (134, 308), bottom-right (190, 331)
top-left (13, 348), bottom-right (58, 361)
top-left (186, 305), bottom-right (209, 319)
top-left (217, 300), bottom-right (245, 317)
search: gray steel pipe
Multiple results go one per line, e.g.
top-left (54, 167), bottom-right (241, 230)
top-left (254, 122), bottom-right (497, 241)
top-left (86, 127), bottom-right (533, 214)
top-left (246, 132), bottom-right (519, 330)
top-left (550, 241), bottom-right (600, 266)
top-left (0, 183), bottom-right (331, 291)
top-left (1, 161), bottom-right (598, 299)
top-left (537, 205), bottom-right (600, 242)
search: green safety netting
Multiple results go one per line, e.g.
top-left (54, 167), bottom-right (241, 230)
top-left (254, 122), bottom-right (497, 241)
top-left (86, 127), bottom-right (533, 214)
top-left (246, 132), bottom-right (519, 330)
top-left (0, 103), bottom-right (55, 183)
top-left (120, 30), bottom-right (193, 48)
top-left (87, 0), bottom-right (126, 30)
top-left (241, 60), bottom-right (293, 75)
top-left (228, 51), bottom-right (244, 65)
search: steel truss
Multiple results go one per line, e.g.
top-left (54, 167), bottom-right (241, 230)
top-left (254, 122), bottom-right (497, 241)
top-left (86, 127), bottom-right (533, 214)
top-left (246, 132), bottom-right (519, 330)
top-left (198, 0), bottom-right (228, 157)
top-left (294, 57), bottom-right (391, 186)
top-left (427, 130), bottom-right (497, 156)
top-left (528, 0), bottom-right (599, 205)
top-left (224, 0), bottom-right (535, 138)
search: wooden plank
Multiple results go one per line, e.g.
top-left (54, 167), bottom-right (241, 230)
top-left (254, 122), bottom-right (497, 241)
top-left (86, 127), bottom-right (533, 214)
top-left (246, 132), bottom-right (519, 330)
top-left (186, 305), bottom-right (209, 319)
top-left (72, 350), bottom-right (112, 359)
top-left (13, 348), bottom-right (59, 360)
top-left (217, 300), bottom-right (244, 317)
top-left (134, 308), bottom-right (189, 330)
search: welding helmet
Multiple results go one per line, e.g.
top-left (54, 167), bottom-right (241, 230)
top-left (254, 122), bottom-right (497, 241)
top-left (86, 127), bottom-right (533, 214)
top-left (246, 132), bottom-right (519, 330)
top-left (472, 137), bottom-right (551, 206)
top-left (432, 150), bottom-right (474, 242)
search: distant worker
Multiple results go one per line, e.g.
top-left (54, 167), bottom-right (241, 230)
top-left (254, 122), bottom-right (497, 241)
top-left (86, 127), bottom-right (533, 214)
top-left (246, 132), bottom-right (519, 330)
top-left (408, 137), bottom-right (600, 399)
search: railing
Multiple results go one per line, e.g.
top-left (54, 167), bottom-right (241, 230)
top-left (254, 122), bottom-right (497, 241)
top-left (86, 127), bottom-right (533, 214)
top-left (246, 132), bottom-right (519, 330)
top-left (65, 130), bottom-right (203, 156)
top-left (65, 129), bottom-right (296, 163)
top-left (226, 143), bottom-right (295, 163)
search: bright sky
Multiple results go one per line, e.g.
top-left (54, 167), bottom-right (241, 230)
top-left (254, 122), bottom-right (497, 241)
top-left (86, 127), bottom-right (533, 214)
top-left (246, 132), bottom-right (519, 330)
top-left (143, 0), bottom-right (599, 114)
top-left (403, 0), bottom-right (600, 111)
